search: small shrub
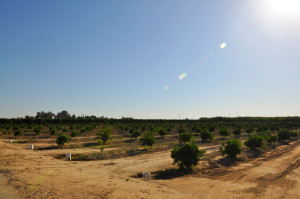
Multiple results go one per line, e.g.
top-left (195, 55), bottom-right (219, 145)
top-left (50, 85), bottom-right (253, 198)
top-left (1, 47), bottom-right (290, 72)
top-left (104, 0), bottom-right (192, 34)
top-left (233, 128), bottom-right (241, 137)
top-left (219, 128), bottom-right (230, 138)
top-left (130, 130), bottom-right (141, 140)
top-left (178, 127), bottom-right (186, 134)
top-left (246, 128), bottom-right (253, 134)
top-left (179, 133), bottom-right (192, 143)
top-left (97, 126), bottom-right (111, 144)
top-left (158, 129), bottom-right (167, 138)
top-left (139, 132), bottom-right (156, 148)
top-left (171, 142), bottom-right (206, 170)
top-left (220, 139), bottom-right (241, 159)
top-left (50, 129), bottom-right (57, 136)
top-left (14, 129), bottom-right (23, 137)
top-left (200, 129), bottom-right (213, 142)
top-left (278, 129), bottom-right (291, 141)
top-left (244, 135), bottom-right (264, 150)
top-left (208, 126), bottom-right (215, 132)
top-left (56, 133), bottom-right (69, 147)
top-left (34, 126), bottom-right (42, 137)
top-left (70, 131), bottom-right (79, 137)
top-left (265, 134), bottom-right (278, 144)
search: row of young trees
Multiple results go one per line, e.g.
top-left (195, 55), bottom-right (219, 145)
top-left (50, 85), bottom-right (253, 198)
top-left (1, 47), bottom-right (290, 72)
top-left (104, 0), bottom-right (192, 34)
top-left (171, 128), bottom-right (299, 170)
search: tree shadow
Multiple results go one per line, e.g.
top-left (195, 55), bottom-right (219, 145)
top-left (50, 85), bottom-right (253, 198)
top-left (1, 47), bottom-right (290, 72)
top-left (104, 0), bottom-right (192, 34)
top-left (37, 146), bottom-right (59, 150)
top-left (132, 168), bottom-right (191, 180)
top-left (124, 139), bottom-right (135, 143)
top-left (83, 142), bottom-right (99, 147)
top-left (216, 157), bottom-right (237, 167)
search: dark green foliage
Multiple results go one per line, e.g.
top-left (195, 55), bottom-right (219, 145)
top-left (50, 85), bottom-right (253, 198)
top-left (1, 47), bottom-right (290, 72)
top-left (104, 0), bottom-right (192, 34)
top-left (97, 126), bottom-right (111, 144)
top-left (290, 131), bottom-right (298, 138)
top-left (178, 127), bottom-right (186, 134)
top-left (244, 135), bottom-right (264, 150)
top-left (179, 133), bottom-right (192, 143)
top-left (233, 128), bottom-right (241, 137)
top-left (219, 128), bottom-right (230, 138)
top-left (50, 129), bottom-right (57, 136)
top-left (264, 134), bottom-right (278, 144)
top-left (246, 128), bottom-right (253, 134)
top-left (56, 133), bottom-right (69, 146)
top-left (62, 128), bottom-right (68, 132)
top-left (80, 128), bottom-right (87, 134)
top-left (70, 131), bottom-right (79, 137)
top-left (14, 129), bottom-right (23, 137)
top-left (277, 129), bottom-right (291, 141)
top-left (208, 126), bottom-right (215, 132)
top-left (34, 126), bottom-right (42, 136)
top-left (171, 143), bottom-right (206, 170)
top-left (200, 129), bottom-right (213, 142)
top-left (139, 132), bottom-right (156, 147)
top-left (220, 139), bottom-right (242, 159)
top-left (130, 130), bottom-right (141, 140)
top-left (158, 129), bottom-right (167, 137)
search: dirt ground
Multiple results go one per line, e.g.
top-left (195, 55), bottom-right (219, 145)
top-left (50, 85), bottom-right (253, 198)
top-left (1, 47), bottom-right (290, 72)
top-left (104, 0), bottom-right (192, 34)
top-left (0, 139), bottom-right (300, 199)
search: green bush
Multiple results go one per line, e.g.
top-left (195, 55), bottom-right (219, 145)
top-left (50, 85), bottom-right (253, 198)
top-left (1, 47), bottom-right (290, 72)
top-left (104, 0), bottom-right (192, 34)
top-left (179, 133), bottom-right (192, 143)
top-left (34, 126), bottom-right (42, 137)
top-left (158, 129), bottom-right (167, 137)
top-left (14, 129), bottom-right (23, 137)
top-left (244, 135), bottom-right (264, 150)
top-left (139, 132), bottom-right (156, 148)
top-left (70, 131), bottom-right (79, 137)
top-left (220, 139), bottom-right (241, 159)
top-left (56, 133), bottom-right (69, 146)
top-left (208, 126), bottom-right (215, 132)
top-left (178, 126), bottom-right (186, 134)
top-left (246, 128), bottom-right (253, 134)
top-left (265, 134), bottom-right (278, 144)
top-left (130, 130), bottom-right (141, 140)
top-left (50, 129), bottom-right (57, 136)
top-left (233, 128), bottom-right (241, 137)
top-left (171, 143), bottom-right (206, 170)
top-left (200, 129), bottom-right (213, 142)
top-left (278, 129), bottom-right (291, 141)
top-left (97, 126), bottom-right (111, 144)
top-left (219, 128), bottom-right (230, 138)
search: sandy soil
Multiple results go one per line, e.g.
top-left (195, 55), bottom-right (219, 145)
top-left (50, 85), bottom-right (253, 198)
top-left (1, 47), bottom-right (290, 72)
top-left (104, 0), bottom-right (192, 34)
top-left (0, 139), bottom-right (300, 199)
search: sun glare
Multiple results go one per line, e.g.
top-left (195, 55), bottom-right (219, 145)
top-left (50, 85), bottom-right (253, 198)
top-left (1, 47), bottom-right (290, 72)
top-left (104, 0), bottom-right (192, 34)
top-left (266, 0), bottom-right (300, 18)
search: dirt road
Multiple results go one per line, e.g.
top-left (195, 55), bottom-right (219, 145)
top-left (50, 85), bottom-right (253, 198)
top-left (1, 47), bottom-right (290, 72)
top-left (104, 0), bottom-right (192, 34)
top-left (0, 139), bottom-right (299, 198)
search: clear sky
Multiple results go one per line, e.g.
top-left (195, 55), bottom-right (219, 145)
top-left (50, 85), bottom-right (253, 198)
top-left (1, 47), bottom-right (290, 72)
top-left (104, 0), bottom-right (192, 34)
top-left (1, 0), bottom-right (300, 119)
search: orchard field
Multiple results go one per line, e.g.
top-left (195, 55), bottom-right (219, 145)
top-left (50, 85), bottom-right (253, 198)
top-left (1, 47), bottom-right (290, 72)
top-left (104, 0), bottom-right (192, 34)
top-left (1, 117), bottom-right (300, 198)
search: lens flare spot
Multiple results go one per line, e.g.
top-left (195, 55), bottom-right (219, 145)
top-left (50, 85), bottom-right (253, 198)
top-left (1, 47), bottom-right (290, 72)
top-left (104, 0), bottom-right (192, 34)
top-left (179, 72), bottom-right (187, 80)
top-left (204, 56), bottom-right (208, 60)
top-left (209, 52), bottom-right (213, 56)
top-left (220, 42), bottom-right (227, 49)
top-left (163, 85), bottom-right (170, 91)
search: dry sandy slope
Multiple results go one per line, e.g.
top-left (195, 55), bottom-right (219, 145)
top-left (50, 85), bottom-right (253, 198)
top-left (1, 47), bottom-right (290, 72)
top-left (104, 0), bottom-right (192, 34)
top-left (0, 139), bottom-right (300, 199)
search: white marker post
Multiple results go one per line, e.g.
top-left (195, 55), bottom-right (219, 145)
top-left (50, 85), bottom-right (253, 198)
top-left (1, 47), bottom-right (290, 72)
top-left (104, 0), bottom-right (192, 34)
top-left (9, 140), bottom-right (12, 143)
top-left (29, 145), bottom-right (34, 150)
top-left (66, 153), bottom-right (71, 161)
top-left (143, 172), bottom-right (151, 181)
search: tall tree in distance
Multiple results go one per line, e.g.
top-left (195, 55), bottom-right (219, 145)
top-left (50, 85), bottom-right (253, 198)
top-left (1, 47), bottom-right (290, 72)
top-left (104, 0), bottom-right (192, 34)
top-left (56, 110), bottom-right (71, 119)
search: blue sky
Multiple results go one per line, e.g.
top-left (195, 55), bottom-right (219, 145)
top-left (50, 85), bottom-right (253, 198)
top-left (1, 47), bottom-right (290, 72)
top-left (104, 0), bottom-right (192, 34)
top-left (1, 0), bottom-right (300, 119)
